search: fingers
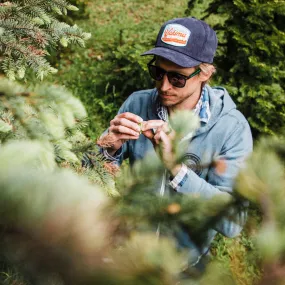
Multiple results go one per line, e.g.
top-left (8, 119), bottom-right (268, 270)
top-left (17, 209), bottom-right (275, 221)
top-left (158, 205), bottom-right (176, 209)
top-left (142, 129), bottom-right (154, 140)
top-left (141, 120), bottom-right (165, 132)
top-left (108, 113), bottom-right (174, 144)
top-left (106, 131), bottom-right (140, 141)
top-left (153, 129), bottom-right (175, 170)
top-left (112, 112), bottom-right (143, 127)
top-left (119, 112), bottom-right (143, 124)
top-left (109, 124), bottom-right (140, 137)
top-left (110, 112), bottom-right (143, 136)
top-left (153, 129), bottom-right (171, 150)
top-left (141, 120), bottom-right (165, 140)
top-left (143, 121), bottom-right (173, 139)
top-left (142, 120), bottom-right (172, 134)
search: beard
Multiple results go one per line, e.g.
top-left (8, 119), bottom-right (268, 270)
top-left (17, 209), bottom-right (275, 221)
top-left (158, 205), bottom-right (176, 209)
top-left (158, 90), bottom-right (177, 107)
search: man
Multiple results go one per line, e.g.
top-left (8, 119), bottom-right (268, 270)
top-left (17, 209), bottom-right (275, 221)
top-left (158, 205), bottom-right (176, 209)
top-left (97, 17), bottom-right (253, 269)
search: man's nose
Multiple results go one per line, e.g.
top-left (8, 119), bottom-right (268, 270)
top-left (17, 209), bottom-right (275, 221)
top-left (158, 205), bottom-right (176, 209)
top-left (159, 74), bottom-right (172, 91)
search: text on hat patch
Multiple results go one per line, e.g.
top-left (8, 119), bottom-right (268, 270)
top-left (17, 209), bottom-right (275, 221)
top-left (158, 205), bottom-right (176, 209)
top-left (161, 24), bottom-right (190, 47)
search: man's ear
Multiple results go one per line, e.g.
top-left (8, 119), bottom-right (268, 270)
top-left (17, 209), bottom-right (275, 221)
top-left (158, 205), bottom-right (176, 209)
top-left (198, 69), bottom-right (212, 82)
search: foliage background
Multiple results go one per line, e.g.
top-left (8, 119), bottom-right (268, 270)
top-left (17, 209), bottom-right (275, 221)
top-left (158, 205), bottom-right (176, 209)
top-left (51, 0), bottom-right (190, 138)
top-left (50, 0), bottom-right (285, 139)
top-left (1, 0), bottom-right (285, 284)
top-left (186, 0), bottom-right (285, 137)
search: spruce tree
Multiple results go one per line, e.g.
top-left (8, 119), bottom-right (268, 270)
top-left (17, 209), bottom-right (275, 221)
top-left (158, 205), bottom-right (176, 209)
top-left (0, 111), bottom-right (241, 285)
top-left (0, 0), bottom-right (91, 80)
top-left (2, 109), bottom-right (284, 284)
top-left (0, 1), bottom-right (117, 195)
top-left (236, 135), bottom-right (285, 285)
top-left (0, 76), bottom-right (118, 195)
top-left (186, 0), bottom-right (285, 137)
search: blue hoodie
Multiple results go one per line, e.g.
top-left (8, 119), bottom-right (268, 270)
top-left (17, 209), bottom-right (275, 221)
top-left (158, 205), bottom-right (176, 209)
top-left (101, 84), bottom-right (253, 265)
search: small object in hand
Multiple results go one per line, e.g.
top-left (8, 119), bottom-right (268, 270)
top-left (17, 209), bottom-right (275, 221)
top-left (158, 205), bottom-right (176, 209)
top-left (165, 126), bottom-right (173, 135)
top-left (138, 122), bottom-right (143, 134)
top-left (163, 123), bottom-right (173, 135)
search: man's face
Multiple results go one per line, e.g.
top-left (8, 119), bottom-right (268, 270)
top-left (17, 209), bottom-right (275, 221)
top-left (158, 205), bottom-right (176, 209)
top-left (155, 58), bottom-right (204, 111)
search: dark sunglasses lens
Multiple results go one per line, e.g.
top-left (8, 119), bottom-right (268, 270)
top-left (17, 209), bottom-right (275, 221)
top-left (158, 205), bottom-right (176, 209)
top-left (148, 65), bottom-right (164, 81)
top-left (167, 72), bottom-right (186, 88)
top-left (148, 65), bottom-right (186, 88)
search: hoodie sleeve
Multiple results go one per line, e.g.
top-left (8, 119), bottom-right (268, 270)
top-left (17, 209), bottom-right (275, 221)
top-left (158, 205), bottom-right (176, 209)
top-left (172, 120), bottom-right (253, 238)
top-left (97, 89), bottom-right (153, 165)
top-left (97, 99), bottom-right (133, 166)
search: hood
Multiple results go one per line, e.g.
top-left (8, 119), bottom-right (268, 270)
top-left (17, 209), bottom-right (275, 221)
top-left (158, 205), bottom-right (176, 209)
top-left (194, 85), bottom-right (237, 136)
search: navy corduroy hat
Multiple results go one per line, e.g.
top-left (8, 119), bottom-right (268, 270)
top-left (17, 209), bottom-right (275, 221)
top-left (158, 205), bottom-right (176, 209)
top-left (142, 17), bottom-right (218, 68)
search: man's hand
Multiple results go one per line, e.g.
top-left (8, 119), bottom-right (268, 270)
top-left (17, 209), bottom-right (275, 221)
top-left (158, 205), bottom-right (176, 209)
top-left (98, 112), bottom-right (143, 156)
top-left (142, 120), bottom-right (181, 176)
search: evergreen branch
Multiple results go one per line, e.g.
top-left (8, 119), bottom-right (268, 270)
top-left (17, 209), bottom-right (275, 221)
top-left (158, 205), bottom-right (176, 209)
top-left (0, 0), bottom-right (89, 80)
top-left (0, 78), bottom-right (93, 166)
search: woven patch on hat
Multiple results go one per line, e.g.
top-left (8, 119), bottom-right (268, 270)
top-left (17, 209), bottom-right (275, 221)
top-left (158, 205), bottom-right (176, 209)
top-left (161, 24), bottom-right (190, 47)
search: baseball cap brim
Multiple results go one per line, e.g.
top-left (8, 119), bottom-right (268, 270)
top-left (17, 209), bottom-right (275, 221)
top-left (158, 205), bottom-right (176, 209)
top-left (141, 47), bottom-right (201, 68)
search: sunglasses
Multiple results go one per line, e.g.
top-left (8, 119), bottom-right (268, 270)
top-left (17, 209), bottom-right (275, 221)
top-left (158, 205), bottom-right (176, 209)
top-left (147, 58), bottom-right (201, 88)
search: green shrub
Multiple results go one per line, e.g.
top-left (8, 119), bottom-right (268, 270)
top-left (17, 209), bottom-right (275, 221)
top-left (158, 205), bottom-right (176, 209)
top-left (53, 0), bottom-right (189, 138)
top-left (187, 0), bottom-right (285, 138)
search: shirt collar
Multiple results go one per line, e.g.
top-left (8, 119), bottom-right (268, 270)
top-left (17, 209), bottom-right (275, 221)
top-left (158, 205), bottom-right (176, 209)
top-left (156, 86), bottom-right (211, 124)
